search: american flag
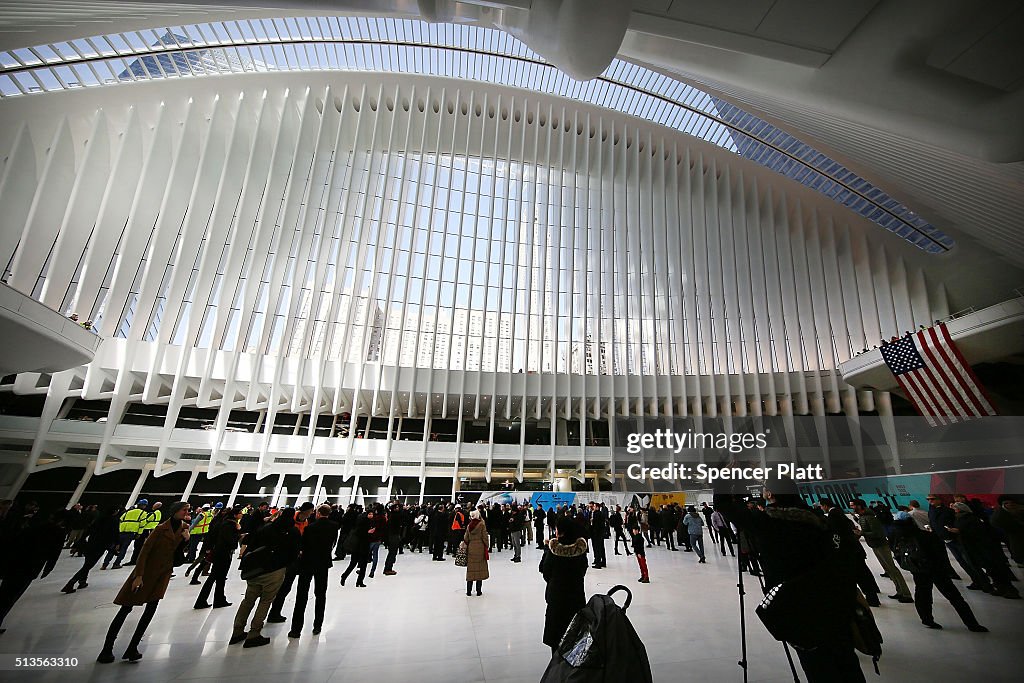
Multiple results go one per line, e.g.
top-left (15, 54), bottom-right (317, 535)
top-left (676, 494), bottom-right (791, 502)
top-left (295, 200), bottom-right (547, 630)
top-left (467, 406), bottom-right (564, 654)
top-left (879, 323), bottom-right (997, 426)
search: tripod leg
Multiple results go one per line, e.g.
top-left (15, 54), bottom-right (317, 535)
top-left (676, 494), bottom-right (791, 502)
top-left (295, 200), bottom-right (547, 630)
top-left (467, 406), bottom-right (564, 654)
top-left (738, 553), bottom-right (748, 683)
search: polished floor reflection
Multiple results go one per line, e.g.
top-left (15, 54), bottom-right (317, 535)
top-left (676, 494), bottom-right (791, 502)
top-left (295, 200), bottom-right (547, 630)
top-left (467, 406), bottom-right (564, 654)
top-left (1, 539), bottom-right (1021, 682)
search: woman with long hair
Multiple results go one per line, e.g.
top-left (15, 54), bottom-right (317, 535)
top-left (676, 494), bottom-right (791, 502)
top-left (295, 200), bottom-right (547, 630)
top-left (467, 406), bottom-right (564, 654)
top-left (97, 501), bottom-right (190, 663)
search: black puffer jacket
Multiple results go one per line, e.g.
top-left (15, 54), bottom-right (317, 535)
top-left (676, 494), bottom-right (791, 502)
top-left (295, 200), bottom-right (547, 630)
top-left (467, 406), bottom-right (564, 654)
top-left (713, 494), bottom-right (855, 628)
top-left (539, 536), bottom-right (589, 648)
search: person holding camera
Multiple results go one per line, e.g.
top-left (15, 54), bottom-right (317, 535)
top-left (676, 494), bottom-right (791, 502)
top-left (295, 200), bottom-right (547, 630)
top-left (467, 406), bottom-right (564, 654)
top-left (714, 479), bottom-right (865, 683)
top-left (97, 501), bottom-right (190, 664)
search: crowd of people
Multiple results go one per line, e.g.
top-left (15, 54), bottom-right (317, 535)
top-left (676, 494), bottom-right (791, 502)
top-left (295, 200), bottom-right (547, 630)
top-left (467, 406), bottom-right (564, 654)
top-left (0, 488), bottom-right (1020, 680)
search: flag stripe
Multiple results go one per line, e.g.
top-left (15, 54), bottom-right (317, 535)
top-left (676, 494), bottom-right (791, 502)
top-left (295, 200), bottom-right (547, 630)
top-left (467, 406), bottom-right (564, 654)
top-left (921, 327), bottom-right (983, 417)
top-left (912, 358), bottom-right (958, 420)
top-left (895, 375), bottom-right (937, 426)
top-left (903, 370), bottom-right (947, 424)
top-left (917, 329), bottom-right (977, 417)
top-left (935, 325), bottom-right (997, 415)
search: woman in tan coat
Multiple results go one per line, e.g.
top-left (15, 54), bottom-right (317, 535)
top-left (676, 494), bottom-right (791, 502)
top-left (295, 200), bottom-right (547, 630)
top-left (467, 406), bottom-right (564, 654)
top-left (97, 501), bottom-right (190, 664)
top-left (464, 509), bottom-right (490, 596)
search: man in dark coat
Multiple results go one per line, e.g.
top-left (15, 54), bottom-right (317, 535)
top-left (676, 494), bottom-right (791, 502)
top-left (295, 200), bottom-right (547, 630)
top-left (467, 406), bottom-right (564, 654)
top-left (429, 503), bottom-right (449, 561)
top-left (194, 506), bottom-right (242, 609)
top-left (715, 482), bottom-right (864, 683)
top-left (539, 517), bottom-right (589, 651)
top-left (0, 504), bottom-right (64, 634)
top-left (820, 498), bottom-right (880, 607)
top-left (589, 503), bottom-right (608, 568)
top-left (382, 502), bottom-right (404, 575)
top-left (534, 504), bottom-right (548, 549)
top-left (888, 512), bottom-right (987, 631)
top-left (63, 506), bottom-right (119, 593)
top-left (289, 504), bottom-right (339, 637)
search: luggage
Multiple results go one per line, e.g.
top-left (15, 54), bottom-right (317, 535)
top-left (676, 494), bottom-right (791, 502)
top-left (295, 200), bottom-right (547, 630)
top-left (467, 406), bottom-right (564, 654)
top-left (540, 585), bottom-right (652, 683)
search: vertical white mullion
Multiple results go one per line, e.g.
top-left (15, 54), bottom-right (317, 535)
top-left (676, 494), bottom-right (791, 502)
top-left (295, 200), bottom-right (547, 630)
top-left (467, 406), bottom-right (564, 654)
top-left (344, 83), bottom-right (391, 475)
top-left (775, 194), bottom-right (809, 415)
top-left (720, 164), bottom-right (743, 420)
top-left (256, 85), bottom-right (337, 477)
top-left (212, 87), bottom-right (296, 470)
top-left (731, 170), bottom-right (756, 415)
top-left (348, 86), bottom-right (399, 483)
top-left (8, 117), bottom-right (76, 295)
top-left (707, 158), bottom-right (728, 422)
top-left (304, 85), bottom-right (356, 475)
top-left (760, 186), bottom-right (792, 417)
top-left (744, 177), bottom-right (774, 414)
top-left (692, 153), bottom-right (711, 417)
top-left (330, 86), bottom-right (377, 450)
top-left (611, 121), bottom-right (629, 418)
top-left (790, 201), bottom-right (826, 414)
top-left (804, 209), bottom-right (841, 409)
top-left (653, 137), bottom-right (673, 417)
top-left (666, 143), bottom-right (688, 415)
top-left (411, 86), bottom-right (444, 470)
top-left (851, 227), bottom-right (882, 348)
top-left (0, 124), bottom-right (37, 274)
top-left (836, 223), bottom-right (868, 356)
top-left (40, 111), bottom-right (110, 307)
top-left (71, 108), bottom-right (142, 320)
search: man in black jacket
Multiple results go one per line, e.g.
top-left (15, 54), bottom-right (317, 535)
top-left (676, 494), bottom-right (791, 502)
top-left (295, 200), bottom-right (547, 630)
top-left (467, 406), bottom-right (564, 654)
top-left (820, 498), bottom-right (880, 607)
top-left (382, 503), bottom-right (405, 575)
top-left (927, 495), bottom-right (981, 584)
top-left (0, 505), bottom-right (65, 635)
top-left (428, 503), bottom-right (448, 561)
top-left (590, 503), bottom-right (608, 569)
top-left (888, 512), bottom-right (987, 632)
top-left (289, 505), bottom-right (338, 637)
top-left (610, 505), bottom-right (631, 556)
top-left (194, 506), bottom-right (242, 609)
top-left (715, 480), bottom-right (865, 683)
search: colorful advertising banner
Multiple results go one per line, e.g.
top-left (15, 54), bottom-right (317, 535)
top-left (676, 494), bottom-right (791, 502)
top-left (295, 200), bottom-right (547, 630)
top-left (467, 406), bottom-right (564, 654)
top-left (798, 466), bottom-right (1024, 510)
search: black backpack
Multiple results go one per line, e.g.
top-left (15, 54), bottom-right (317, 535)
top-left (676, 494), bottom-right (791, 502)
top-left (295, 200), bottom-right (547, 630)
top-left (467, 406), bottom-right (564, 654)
top-left (893, 536), bottom-right (930, 574)
top-left (540, 585), bottom-right (653, 683)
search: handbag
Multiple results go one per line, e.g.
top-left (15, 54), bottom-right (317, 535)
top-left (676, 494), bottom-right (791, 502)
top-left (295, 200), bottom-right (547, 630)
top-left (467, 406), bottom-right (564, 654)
top-left (755, 561), bottom-right (846, 651)
top-left (239, 545), bottom-right (271, 580)
top-left (343, 531), bottom-right (358, 553)
top-left (455, 541), bottom-right (469, 567)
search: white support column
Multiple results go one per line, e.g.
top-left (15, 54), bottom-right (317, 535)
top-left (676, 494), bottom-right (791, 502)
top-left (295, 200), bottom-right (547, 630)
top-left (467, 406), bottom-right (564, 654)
top-left (2, 465), bottom-right (32, 501)
top-left (226, 471), bottom-right (244, 508)
top-left (875, 391), bottom-right (903, 475)
top-left (271, 473), bottom-right (285, 507)
top-left (66, 462), bottom-right (95, 508)
top-left (126, 467), bottom-right (150, 509)
top-left (349, 475), bottom-right (361, 505)
top-left (313, 473), bottom-right (324, 504)
top-left (181, 468), bottom-right (201, 502)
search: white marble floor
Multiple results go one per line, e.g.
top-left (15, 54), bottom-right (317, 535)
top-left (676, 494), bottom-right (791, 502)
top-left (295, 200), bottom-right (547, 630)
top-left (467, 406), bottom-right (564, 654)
top-left (0, 539), bottom-right (1021, 683)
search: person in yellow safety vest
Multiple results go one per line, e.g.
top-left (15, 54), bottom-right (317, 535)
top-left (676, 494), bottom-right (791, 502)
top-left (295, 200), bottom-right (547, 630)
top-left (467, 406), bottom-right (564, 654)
top-left (110, 500), bottom-right (148, 569)
top-left (125, 501), bottom-right (162, 567)
top-left (186, 504), bottom-right (214, 564)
